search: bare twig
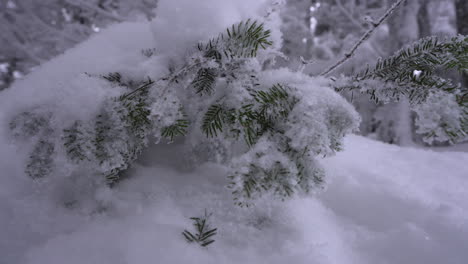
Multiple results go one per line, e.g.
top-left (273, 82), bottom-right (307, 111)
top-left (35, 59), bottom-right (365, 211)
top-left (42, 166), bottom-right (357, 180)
top-left (320, 0), bottom-right (406, 76)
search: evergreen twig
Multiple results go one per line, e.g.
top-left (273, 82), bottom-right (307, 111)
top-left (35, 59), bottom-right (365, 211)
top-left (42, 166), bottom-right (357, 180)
top-left (192, 68), bottom-right (217, 95)
top-left (182, 211), bottom-right (217, 247)
top-left (161, 118), bottom-right (189, 142)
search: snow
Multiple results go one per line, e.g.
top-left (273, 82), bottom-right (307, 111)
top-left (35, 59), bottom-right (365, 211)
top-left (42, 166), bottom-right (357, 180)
top-left (6, 0), bottom-right (16, 9)
top-left (1, 0), bottom-right (467, 263)
top-left (151, 0), bottom-right (268, 56)
top-left (413, 91), bottom-right (465, 144)
top-left (1, 135), bottom-right (467, 264)
top-left (0, 21), bottom-right (156, 124)
top-left (413, 69), bottom-right (422, 78)
top-left (0, 63), bottom-right (8, 73)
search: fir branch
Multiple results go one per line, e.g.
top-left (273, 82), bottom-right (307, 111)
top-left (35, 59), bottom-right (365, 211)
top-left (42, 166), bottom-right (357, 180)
top-left (237, 104), bottom-right (259, 147)
top-left (342, 36), bottom-right (468, 105)
top-left (202, 104), bottom-right (226, 137)
top-left (201, 84), bottom-right (297, 146)
top-left (9, 112), bottom-right (56, 179)
top-left (199, 19), bottom-right (273, 60)
top-left (182, 211), bottom-right (217, 247)
top-left (161, 119), bottom-right (189, 142)
top-left (90, 77), bottom-right (154, 184)
top-left (115, 19), bottom-right (272, 101)
top-left (63, 121), bottom-right (91, 162)
top-left (12, 18), bottom-right (351, 206)
top-left (102, 72), bottom-right (123, 84)
top-left (10, 111), bottom-right (49, 139)
top-left (119, 88), bottom-right (152, 137)
top-left (335, 36), bottom-right (468, 144)
top-left (141, 48), bottom-right (157, 58)
top-left (359, 37), bottom-right (467, 83)
top-left (321, 0), bottom-right (407, 76)
top-left (224, 19), bottom-right (273, 58)
top-left (252, 84), bottom-right (297, 119)
top-left (93, 111), bottom-right (115, 167)
top-left (26, 139), bottom-right (55, 179)
top-left (250, 84), bottom-right (298, 136)
top-left (119, 78), bottom-right (155, 100)
top-left (229, 154), bottom-right (313, 207)
top-left (121, 62), bottom-right (202, 101)
top-left (192, 68), bottom-right (217, 95)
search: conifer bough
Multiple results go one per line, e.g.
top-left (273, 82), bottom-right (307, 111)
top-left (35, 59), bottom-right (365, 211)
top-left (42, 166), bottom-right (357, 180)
top-left (335, 36), bottom-right (468, 144)
top-left (10, 19), bottom-right (359, 206)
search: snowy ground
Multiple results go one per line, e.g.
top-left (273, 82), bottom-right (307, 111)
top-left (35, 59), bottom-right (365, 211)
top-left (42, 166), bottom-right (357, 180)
top-left (1, 135), bottom-right (467, 264)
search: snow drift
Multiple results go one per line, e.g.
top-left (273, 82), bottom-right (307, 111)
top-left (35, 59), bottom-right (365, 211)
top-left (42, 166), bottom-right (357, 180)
top-left (1, 134), bottom-right (467, 264)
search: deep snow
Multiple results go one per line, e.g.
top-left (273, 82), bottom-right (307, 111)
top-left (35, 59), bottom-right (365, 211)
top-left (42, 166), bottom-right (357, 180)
top-left (1, 135), bottom-right (467, 264)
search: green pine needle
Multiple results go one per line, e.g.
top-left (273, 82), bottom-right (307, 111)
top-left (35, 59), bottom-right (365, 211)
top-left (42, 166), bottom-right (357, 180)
top-left (199, 19), bottom-right (273, 59)
top-left (192, 68), bottom-right (217, 96)
top-left (182, 211), bottom-right (217, 247)
top-left (356, 36), bottom-right (467, 103)
top-left (161, 119), bottom-right (189, 142)
top-left (202, 104), bottom-right (226, 137)
top-left (63, 121), bottom-right (91, 163)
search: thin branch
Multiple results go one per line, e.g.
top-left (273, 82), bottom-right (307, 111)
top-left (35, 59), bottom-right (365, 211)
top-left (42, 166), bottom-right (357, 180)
top-left (320, 0), bottom-right (406, 76)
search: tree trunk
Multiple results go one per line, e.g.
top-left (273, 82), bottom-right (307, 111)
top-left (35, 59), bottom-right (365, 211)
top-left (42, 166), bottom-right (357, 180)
top-left (383, 0), bottom-right (422, 146)
top-left (388, 0), bottom-right (421, 50)
top-left (455, 0), bottom-right (468, 88)
top-left (417, 0), bottom-right (431, 38)
top-left (280, 0), bottom-right (313, 60)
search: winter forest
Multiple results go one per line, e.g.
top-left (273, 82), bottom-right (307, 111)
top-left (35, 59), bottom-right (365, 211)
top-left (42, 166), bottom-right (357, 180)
top-left (0, 0), bottom-right (467, 263)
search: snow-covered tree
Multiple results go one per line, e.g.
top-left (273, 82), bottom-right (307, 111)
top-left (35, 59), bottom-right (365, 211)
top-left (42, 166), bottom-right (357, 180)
top-left (0, 0), bottom-right (157, 90)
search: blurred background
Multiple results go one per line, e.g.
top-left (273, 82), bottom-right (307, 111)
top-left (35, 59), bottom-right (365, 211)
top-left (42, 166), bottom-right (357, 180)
top-left (1, 0), bottom-right (466, 146)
